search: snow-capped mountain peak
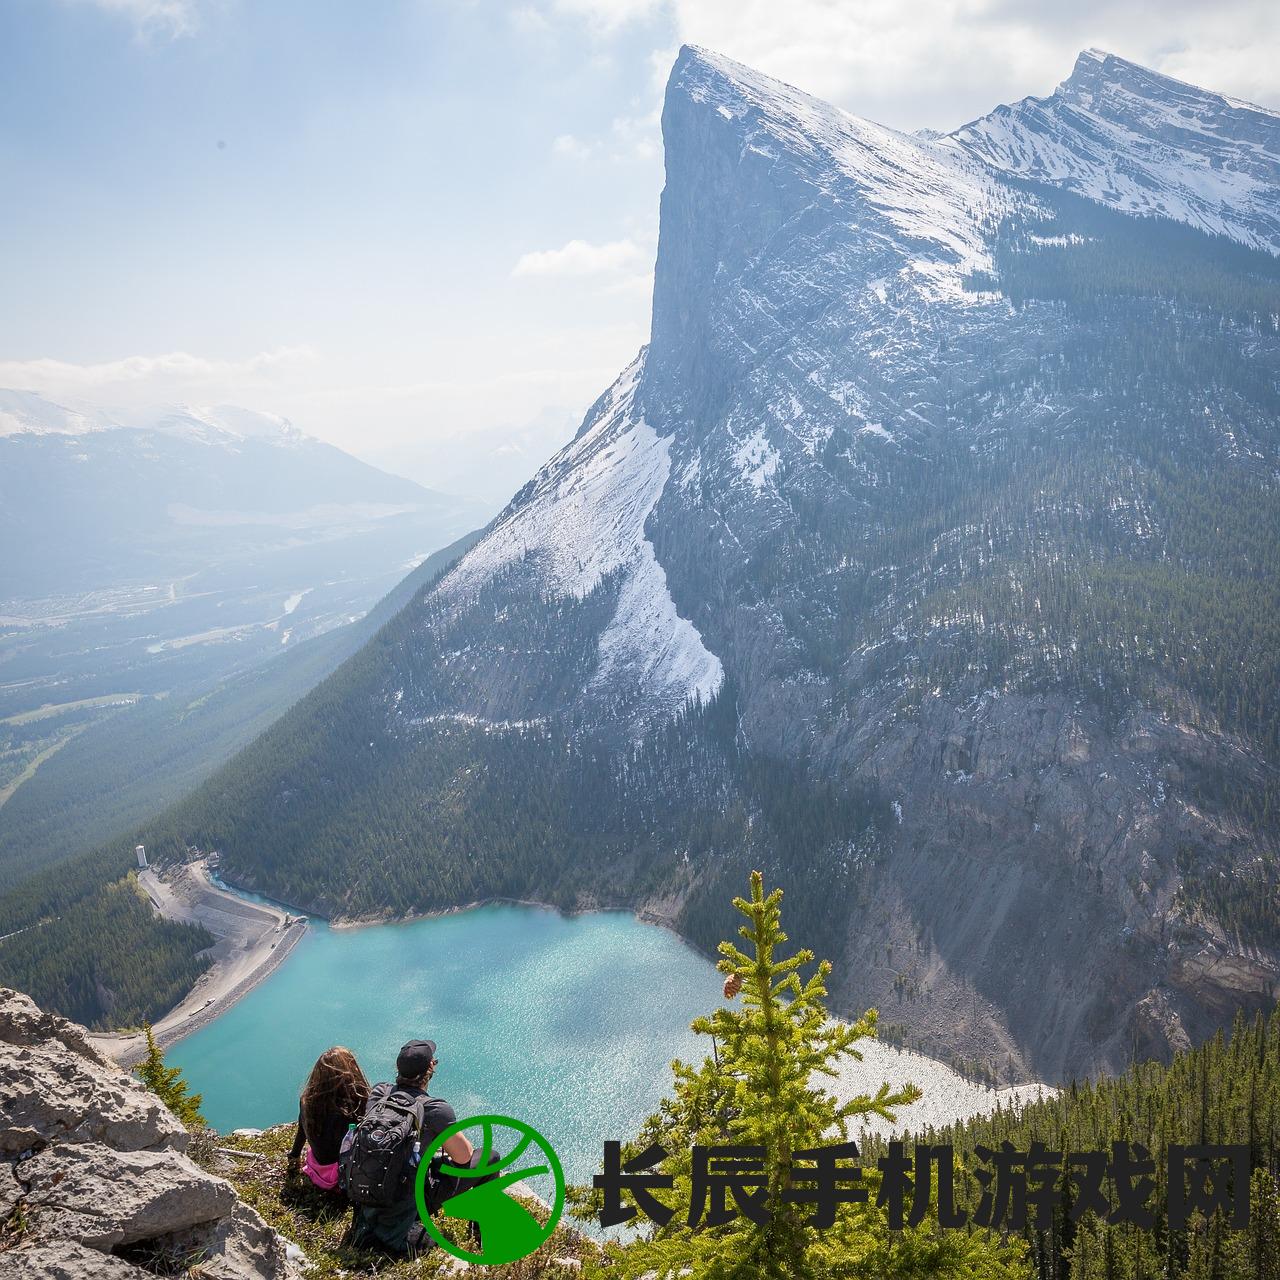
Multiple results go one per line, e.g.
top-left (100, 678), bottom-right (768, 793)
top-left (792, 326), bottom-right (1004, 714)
top-left (661, 46), bottom-right (1009, 303)
top-left (0, 390), bottom-right (306, 448)
top-left (943, 48), bottom-right (1280, 253)
top-left (0, 389), bottom-right (121, 437)
top-left (150, 404), bottom-right (304, 446)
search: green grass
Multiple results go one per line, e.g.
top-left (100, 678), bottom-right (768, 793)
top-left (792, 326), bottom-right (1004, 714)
top-left (217, 1124), bottom-right (593, 1278)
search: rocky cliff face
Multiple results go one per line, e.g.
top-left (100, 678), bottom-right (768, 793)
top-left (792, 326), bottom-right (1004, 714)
top-left (195, 47), bottom-right (1279, 1083)
top-left (0, 988), bottom-right (301, 1279)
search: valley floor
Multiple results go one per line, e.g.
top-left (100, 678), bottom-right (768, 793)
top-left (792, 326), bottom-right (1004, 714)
top-left (90, 858), bottom-right (306, 1065)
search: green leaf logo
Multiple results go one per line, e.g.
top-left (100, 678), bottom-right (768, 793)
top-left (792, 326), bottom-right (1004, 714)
top-left (414, 1114), bottom-right (566, 1265)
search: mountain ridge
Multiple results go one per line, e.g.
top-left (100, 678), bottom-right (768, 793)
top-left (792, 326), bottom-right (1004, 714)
top-left (943, 47), bottom-right (1280, 253)
top-left (67, 45), bottom-right (1280, 1083)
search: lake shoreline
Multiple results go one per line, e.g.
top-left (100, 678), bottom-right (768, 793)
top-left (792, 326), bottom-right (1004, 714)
top-left (90, 859), bottom-right (308, 1067)
top-left (114, 866), bottom-right (1057, 1142)
top-left (93, 862), bottom-right (707, 1067)
top-left (217, 869), bottom-right (717, 971)
top-left (126, 867), bottom-right (1055, 1147)
top-left (327, 895), bottom-right (697, 947)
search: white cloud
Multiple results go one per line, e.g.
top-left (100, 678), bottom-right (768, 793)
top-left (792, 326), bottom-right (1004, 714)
top-left (538, 0), bottom-right (1279, 129)
top-left (552, 133), bottom-right (598, 159)
top-left (0, 347), bottom-right (318, 415)
top-left (608, 108), bottom-right (661, 160)
top-left (548, 0), bottom-right (662, 33)
top-left (509, 4), bottom-right (552, 34)
top-left (72, 0), bottom-right (205, 39)
top-left (512, 237), bottom-right (646, 278)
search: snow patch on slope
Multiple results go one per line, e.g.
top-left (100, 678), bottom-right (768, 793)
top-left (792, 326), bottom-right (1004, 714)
top-left (445, 352), bottom-right (723, 716)
top-left (445, 357), bottom-right (657, 600)
top-left (824, 1036), bottom-right (1055, 1142)
top-left (732, 427), bottom-right (781, 490)
top-left (592, 541), bottom-right (724, 718)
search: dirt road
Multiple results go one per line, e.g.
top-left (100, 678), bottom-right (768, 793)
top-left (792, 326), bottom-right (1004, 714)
top-left (91, 859), bottom-right (307, 1066)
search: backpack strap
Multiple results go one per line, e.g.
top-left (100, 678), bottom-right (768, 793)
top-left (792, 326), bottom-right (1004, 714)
top-left (364, 1080), bottom-right (392, 1116)
top-left (396, 1090), bottom-right (427, 1139)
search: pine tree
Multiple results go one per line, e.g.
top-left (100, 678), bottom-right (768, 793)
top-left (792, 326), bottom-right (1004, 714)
top-left (134, 1023), bottom-right (205, 1129)
top-left (583, 871), bottom-right (1025, 1279)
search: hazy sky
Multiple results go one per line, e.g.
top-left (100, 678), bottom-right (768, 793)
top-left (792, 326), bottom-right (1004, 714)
top-left (3, 0), bottom-right (1277, 499)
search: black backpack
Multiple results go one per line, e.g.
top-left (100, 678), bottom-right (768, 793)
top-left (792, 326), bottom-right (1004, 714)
top-left (340, 1086), bottom-right (425, 1207)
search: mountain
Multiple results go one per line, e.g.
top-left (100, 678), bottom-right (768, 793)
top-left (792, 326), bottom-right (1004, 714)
top-left (944, 49), bottom-right (1280, 253)
top-left (0, 390), bottom-right (483, 602)
top-left (123, 49), bottom-right (1280, 1081)
top-left (0, 387), bottom-right (486, 718)
top-left (0, 531), bottom-right (481, 890)
top-left (0, 390), bottom-right (487, 883)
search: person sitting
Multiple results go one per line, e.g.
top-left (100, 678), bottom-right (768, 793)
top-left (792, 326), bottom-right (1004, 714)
top-left (347, 1038), bottom-right (500, 1258)
top-left (286, 1046), bottom-right (369, 1194)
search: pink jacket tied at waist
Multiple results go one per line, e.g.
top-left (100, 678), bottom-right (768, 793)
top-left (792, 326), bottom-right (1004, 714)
top-left (302, 1146), bottom-right (340, 1191)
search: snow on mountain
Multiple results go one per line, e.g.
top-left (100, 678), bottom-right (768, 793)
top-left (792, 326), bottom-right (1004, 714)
top-left (0, 390), bottom-right (308, 448)
top-left (675, 46), bottom-right (1013, 301)
top-left (0, 390), bottom-right (315, 451)
top-left (943, 49), bottom-right (1280, 253)
top-left (0, 389), bottom-right (120, 437)
top-left (150, 404), bottom-right (305, 446)
top-left (443, 352), bottom-right (723, 721)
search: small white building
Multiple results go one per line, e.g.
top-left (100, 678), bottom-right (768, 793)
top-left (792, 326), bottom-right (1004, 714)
top-left (135, 844), bottom-right (148, 870)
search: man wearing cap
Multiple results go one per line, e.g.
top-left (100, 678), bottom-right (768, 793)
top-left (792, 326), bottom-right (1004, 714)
top-left (351, 1038), bottom-right (500, 1257)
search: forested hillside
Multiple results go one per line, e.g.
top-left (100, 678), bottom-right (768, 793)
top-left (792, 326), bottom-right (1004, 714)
top-left (0, 534), bottom-right (481, 1027)
top-left (880, 1007), bottom-right (1280, 1278)
top-left (0, 838), bottom-right (211, 1029)
top-left (0, 530), bottom-right (481, 890)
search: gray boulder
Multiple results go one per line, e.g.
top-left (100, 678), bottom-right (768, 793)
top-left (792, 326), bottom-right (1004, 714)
top-left (18, 1142), bottom-right (235, 1250)
top-left (1, 1040), bottom-right (188, 1156)
top-left (0, 988), bottom-right (302, 1279)
top-left (0, 1240), bottom-right (151, 1279)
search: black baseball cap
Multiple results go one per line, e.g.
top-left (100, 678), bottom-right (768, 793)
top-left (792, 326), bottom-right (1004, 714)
top-left (396, 1039), bottom-right (437, 1078)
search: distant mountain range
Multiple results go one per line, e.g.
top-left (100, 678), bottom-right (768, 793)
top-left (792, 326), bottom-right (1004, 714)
top-left (362, 405), bottom-right (580, 508)
top-left (40, 49), bottom-right (1280, 1080)
top-left (0, 390), bottom-right (487, 883)
top-left (0, 390), bottom-right (483, 599)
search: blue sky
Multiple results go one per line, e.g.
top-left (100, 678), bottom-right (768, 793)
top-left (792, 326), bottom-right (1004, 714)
top-left (3, 0), bottom-right (1276, 500)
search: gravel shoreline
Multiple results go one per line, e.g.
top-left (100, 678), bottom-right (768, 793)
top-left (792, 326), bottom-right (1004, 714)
top-left (91, 860), bottom-right (308, 1067)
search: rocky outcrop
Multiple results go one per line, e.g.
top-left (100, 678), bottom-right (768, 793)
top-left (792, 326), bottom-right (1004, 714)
top-left (0, 988), bottom-right (302, 1280)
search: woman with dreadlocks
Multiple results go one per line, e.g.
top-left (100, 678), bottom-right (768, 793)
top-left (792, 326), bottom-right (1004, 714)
top-left (286, 1046), bottom-right (370, 1193)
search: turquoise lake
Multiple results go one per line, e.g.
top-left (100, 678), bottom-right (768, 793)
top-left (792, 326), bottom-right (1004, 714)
top-left (167, 904), bottom-right (723, 1186)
